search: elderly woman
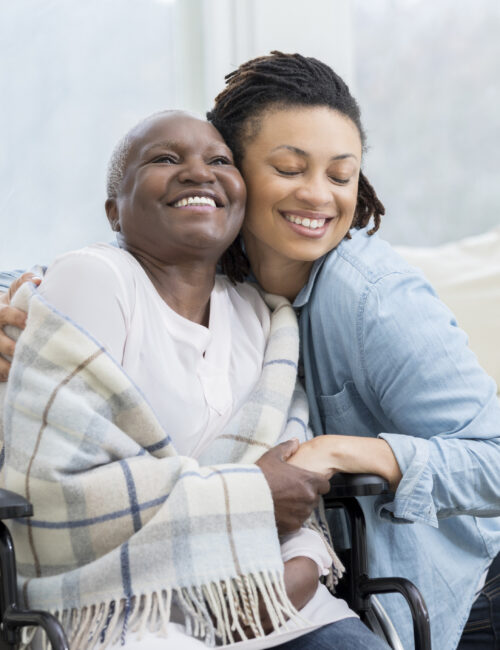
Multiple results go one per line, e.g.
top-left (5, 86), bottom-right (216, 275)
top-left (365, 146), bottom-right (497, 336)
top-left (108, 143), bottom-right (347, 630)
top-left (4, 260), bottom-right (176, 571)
top-left (0, 110), bottom-right (390, 650)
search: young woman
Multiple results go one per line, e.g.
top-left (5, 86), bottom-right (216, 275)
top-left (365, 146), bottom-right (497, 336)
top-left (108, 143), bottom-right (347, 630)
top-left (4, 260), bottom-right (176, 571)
top-left (207, 52), bottom-right (500, 650)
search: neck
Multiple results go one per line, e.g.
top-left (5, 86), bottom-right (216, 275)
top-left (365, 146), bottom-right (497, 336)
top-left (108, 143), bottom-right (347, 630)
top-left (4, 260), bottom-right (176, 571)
top-left (243, 233), bottom-right (313, 303)
top-left (125, 246), bottom-right (216, 326)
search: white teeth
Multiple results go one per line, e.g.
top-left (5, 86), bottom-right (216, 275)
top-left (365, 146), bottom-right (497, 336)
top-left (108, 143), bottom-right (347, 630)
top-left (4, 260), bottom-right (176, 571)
top-left (284, 214), bottom-right (326, 229)
top-left (173, 196), bottom-right (217, 208)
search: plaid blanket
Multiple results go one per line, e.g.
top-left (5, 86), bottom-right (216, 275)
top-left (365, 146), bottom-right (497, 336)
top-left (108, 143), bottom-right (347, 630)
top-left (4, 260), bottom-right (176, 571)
top-left (2, 283), bottom-right (339, 649)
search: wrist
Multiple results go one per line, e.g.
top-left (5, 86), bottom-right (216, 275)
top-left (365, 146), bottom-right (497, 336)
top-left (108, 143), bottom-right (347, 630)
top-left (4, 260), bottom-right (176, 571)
top-left (330, 436), bottom-right (402, 489)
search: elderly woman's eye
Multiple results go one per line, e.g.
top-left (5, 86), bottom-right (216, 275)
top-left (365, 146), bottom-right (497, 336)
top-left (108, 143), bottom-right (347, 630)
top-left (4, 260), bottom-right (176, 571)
top-left (330, 176), bottom-right (350, 185)
top-left (209, 156), bottom-right (232, 165)
top-left (152, 154), bottom-right (177, 164)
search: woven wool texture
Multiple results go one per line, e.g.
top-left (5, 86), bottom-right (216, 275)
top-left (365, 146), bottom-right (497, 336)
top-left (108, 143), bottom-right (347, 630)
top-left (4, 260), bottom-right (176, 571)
top-left (2, 283), bottom-right (339, 648)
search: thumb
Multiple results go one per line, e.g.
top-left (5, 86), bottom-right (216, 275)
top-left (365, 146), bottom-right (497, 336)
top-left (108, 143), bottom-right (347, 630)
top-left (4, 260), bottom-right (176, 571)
top-left (278, 438), bottom-right (300, 461)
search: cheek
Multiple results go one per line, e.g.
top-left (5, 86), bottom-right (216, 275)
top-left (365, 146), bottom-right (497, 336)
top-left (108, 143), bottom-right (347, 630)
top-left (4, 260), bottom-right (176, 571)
top-left (223, 173), bottom-right (247, 211)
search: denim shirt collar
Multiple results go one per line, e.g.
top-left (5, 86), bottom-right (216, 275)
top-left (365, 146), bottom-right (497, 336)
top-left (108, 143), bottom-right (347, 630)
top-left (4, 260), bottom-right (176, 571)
top-left (292, 254), bottom-right (328, 309)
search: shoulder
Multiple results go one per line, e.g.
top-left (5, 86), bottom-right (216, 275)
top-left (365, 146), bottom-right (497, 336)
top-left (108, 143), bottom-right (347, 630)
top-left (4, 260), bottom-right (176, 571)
top-left (326, 227), bottom-right (418, 283)
top-left (45, 243), bottom-right (139, 290)
top-left (313, 227), bottom-right (432, 311)
top-left (40, 243), bottom-right (139, 314)
top-left (47, 243), bottom-right (131, 275)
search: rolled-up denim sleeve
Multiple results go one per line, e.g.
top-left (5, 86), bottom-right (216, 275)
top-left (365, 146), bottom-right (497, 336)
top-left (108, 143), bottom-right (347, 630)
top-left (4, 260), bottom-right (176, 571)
top-left (359, 271), bottom-right (500, 527)
top-left (0, 267), bottom-right (45, 294)
top-left (0, 271), bottom-right (24, 292)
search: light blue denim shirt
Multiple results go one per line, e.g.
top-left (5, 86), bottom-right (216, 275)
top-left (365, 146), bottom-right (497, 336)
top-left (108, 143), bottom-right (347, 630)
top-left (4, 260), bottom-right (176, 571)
top-left (295, 226), bottom-right (500, 650)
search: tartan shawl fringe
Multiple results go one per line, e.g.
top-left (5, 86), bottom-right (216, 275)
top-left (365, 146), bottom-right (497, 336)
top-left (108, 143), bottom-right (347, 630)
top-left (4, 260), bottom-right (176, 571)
top-left (21, 570), bottom-right (302, 649)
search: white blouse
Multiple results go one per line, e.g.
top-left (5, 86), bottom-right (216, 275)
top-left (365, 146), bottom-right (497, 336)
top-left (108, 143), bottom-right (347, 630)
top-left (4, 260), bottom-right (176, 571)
top-left (38, 243), bottom-right (270, 457)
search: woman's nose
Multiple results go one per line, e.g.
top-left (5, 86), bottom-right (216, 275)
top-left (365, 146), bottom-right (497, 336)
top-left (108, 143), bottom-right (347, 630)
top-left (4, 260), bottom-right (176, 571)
top-left (177, 157), bottom-right (216, 184)
top-left (294, 176), bottom-right (333, 207)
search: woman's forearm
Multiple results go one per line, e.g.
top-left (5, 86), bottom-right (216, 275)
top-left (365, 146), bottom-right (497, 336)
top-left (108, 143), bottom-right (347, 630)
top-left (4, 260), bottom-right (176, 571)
top-left (288, 435), bottom-right (402, 490)
top-left (283, 556), bottom-right (319, 611)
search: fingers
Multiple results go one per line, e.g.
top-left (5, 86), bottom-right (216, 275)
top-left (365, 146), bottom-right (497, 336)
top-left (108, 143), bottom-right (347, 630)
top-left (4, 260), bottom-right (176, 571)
top-left (0, 329), bottom-right (16, 358)
top-left (0, 355), bottom-right (10, 382)
top-left (0, 304), bottom-right (27, 383)
top-left (8, 272), bottom-right (41, 302)
top-left (277, 438), bottom-right (300, 461)
top-left (0, 305), bottom-right (27, 329)
top-left (314, 474), bottom-right (332, 495)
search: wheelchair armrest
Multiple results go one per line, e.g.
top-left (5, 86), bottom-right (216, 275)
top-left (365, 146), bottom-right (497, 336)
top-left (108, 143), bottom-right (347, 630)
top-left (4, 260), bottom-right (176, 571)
top-left (327, 472), bottom-right (390, 498)
top-left (359, 576), bottom-right (431, 650)
top-left (0, 488), bottom-right (33, 519)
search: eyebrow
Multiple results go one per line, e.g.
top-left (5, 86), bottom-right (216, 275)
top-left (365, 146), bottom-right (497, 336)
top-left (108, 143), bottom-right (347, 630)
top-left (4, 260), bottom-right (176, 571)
top-left (270, 145), bottom-right (358, 161)
top-left (142, 140), bottom-right (179, 154)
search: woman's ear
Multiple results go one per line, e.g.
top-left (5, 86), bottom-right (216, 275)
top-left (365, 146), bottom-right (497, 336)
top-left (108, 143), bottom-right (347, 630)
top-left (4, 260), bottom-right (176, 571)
top-left (105, 199), bottom-right (121, 232)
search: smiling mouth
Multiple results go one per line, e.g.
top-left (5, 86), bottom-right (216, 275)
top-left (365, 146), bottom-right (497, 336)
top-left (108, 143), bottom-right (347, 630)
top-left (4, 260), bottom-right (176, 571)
top-left (172, 195), bottom-right (217, 208)
top-left (282, 212), bottom-right (333, 230)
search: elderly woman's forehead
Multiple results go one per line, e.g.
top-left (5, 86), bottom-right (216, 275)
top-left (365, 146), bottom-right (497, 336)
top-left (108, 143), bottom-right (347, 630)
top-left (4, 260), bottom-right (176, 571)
top-left (132, 113), bottom-right (221, 149)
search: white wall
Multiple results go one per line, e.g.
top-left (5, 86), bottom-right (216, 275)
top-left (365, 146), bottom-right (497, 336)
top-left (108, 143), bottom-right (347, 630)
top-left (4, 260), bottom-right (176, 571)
top-left (1, 0), bottom-right (354, 270)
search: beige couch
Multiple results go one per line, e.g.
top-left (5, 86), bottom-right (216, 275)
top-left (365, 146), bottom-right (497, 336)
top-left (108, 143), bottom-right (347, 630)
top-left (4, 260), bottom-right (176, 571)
top-left (395, 226), bottom-right (500, 395)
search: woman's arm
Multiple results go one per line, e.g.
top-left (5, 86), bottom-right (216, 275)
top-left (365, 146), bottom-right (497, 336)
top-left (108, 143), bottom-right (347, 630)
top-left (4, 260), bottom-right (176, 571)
top-left (320, 269), bottom-right (500, 525)
top-left (288, 435), bottom-right (402, 489)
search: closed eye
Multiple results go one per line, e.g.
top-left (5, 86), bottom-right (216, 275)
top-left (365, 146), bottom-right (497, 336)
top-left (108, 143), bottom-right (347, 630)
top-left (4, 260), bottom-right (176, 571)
top-left (275, 168), bottom-right (302, 176)
top-left (330, 177), bottom-right (350, 185)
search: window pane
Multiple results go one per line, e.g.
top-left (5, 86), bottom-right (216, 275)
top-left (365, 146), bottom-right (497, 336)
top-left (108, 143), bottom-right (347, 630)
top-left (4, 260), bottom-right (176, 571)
top-left (353, 0), bottom-right (500, 245)
top-left (0, 0), bottom-right (177, 269)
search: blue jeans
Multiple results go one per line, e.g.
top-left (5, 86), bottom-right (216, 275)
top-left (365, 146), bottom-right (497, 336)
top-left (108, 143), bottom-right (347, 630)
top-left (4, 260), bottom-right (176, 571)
top-left (273, 617), bottom-right (390, 649)
top-left (457, 552), bottom-right (500, 650)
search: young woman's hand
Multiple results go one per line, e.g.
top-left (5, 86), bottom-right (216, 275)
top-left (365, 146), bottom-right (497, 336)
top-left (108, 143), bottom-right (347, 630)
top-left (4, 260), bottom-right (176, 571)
top-left (286, 438), bottom-right (336, 479)
top-left (0, 273), bottom-right (41, 381)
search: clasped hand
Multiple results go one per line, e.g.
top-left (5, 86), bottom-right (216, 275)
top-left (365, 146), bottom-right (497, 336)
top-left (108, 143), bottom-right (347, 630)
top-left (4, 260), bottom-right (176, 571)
top-left (0, 273), bottom-right (41, 381)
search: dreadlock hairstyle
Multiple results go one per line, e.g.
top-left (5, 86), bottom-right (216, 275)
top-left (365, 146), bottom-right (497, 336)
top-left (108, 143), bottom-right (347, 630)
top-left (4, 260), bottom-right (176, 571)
top-left (207, 51), bottom-right (385, 283)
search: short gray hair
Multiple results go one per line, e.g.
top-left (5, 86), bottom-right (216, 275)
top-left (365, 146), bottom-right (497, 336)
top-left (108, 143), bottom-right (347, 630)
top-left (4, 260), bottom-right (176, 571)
top-left (106, 109), bottom-right (200, 199)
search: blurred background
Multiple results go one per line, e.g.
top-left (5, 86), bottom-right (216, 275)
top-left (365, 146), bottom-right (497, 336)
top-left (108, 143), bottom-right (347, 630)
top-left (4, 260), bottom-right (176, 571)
top-left (1, 0), bottom-right (499, 269)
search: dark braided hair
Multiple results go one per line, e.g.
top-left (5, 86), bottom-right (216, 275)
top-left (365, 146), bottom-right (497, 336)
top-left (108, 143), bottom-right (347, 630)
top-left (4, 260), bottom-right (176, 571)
top-left (207, 51), bottom-right (385, 284)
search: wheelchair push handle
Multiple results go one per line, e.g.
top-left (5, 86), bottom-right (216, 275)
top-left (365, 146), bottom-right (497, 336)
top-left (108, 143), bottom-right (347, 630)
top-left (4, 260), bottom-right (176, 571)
top-left (327, 472), bottom-right (390, 498)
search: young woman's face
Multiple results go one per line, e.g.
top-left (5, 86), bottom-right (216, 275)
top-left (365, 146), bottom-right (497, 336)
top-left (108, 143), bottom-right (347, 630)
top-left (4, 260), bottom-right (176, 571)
top-left (240, 106), bottom-right (362, 264)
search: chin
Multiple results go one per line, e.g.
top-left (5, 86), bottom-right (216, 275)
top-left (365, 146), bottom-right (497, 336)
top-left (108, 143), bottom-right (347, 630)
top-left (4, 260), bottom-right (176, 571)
top-left (280, 242), bottom-right (333, 263)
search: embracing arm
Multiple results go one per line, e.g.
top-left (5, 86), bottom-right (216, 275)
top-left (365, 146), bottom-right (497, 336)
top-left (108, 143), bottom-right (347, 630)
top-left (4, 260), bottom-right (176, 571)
top-left (360, 272), bottom-right (500, 524)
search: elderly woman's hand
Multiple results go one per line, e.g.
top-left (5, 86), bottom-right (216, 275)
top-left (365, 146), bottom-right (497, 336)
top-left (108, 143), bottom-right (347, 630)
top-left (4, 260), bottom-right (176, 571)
top-left (0, 273), bottom-right (41, 381)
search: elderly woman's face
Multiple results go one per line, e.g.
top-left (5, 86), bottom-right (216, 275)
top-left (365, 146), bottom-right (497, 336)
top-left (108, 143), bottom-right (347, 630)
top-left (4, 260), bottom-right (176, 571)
top-left (240, 106), bottom-right (362, 265)
top-left (108, 113), bottom-right (246, 263)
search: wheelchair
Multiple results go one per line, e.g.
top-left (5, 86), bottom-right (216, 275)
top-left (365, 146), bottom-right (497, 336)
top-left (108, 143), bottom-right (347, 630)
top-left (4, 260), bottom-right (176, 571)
top-left (0, 475), bottom-right (431, 650)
